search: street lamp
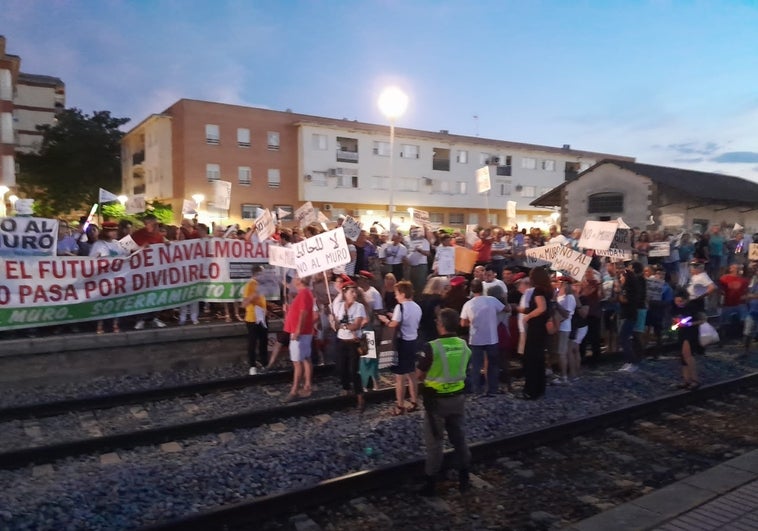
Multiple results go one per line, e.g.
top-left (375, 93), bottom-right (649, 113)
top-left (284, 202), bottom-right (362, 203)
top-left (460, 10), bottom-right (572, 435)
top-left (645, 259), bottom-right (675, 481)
top-left (117, 195), bottom-right (128, 207)
top-left (378, 86), bottom-right (408, 234)
top-left (192, 193), bottom-right (204, 210)
top-left (8, 194), bottom-right (18, 215)
top-left (0, 185), bottom-right (9, 218)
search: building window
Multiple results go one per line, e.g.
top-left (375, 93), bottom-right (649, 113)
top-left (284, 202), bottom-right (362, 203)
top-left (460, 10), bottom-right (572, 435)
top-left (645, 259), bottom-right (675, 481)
top-left (205, 124), bottom-right (219, 145)
top-left (337, 175), bottom-right (359, 188)
top-left (371, 176), bottom-right (389, 190)
top-left (488, 213), bottom-right (498, 226)
top-left (496, 180), bottom-right (512, 196)
top-left (429, 212), bottom-right (444, 224)
top-left (267, 169), bottom-right (281, 188)
top-left (456, 150), bottom-right (468, 164)
top-left (457, 181), bottom-right (467, 194)
top-left (373, 141), bottom-right (391, 156)
top-left (241, 203), bottom-right (262, 220)
top-left (479, 152), bottom-right (491, 165)
top-left (468, 213), bottom-right (479, 225)
top-left (238, 166), bottom-right (251, 186)
top-left (542, 159), bottom-right (555, 171)
top-left (449, 213), bottom-right (464, 225)
top-left (336, 136), bottom-right (359, 163)
top-left (432, 180), bottom-right (451, 194)
top-left (400, 144), bottom-right (419, 159)
top-left (587, 192), bottom-right (624, 213)
top-left (206, 163), bottom-right (220, 182)
top-left (521, 185), bottom-right (536, 198)
top-left (309, 171), bottom-right (327, 186)
top-left (398, 177), bottom-right (419, 191)
top-left (267, 132), bottom-right (280, 151)
top-left (237, 128), bottom-right (250, 148)
top-left (0, 69), bottom-right (12, 100)
top-left (312, 133), bottom-right (328, 150)
top-left (432, 147), bottom-right (450, 171)
top-left (521, 157), bottom-right (536, 169)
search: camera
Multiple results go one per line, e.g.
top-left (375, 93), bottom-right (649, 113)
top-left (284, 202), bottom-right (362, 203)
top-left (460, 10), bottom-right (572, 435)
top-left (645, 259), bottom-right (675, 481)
top-left (340, 315), bottom-right (349, 325)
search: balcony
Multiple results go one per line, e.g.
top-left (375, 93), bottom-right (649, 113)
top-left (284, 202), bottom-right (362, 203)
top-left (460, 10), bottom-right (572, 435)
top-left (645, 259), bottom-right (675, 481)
top-left (496, 165), bottom-right (512, 176)
top-left (336, 149), bottom-right (359, 163)
top-left (132, 151), bottom-right (145, 166)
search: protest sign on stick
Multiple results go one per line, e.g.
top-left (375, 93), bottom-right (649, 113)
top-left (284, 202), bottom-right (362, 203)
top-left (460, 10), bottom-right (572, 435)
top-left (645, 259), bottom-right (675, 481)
top-left (292, 227), bottom-right (350, 276)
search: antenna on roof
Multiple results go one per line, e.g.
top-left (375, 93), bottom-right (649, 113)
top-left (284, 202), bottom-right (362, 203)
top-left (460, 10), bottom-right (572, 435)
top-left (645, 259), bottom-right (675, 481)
top-left (473, 115), bottom-right (479, 137)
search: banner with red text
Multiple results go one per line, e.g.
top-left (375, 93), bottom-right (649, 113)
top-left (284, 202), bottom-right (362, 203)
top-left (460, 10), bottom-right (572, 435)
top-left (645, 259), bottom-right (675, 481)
top-left (0, 237), bottom-right (270, 330)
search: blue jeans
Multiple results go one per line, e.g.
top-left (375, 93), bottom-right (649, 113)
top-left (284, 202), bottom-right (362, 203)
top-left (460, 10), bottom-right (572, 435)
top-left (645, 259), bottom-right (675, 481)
top-left (469, 343), bottom-right (499, 395)
top-left (620, 318), bottom-right (636, 364)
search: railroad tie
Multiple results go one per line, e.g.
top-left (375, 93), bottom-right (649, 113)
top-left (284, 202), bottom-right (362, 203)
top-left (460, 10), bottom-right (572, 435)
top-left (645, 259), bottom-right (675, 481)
top-left (350, 497), bottom-right (393, 526)
top-left (289, 513), bottom-right (321, 531)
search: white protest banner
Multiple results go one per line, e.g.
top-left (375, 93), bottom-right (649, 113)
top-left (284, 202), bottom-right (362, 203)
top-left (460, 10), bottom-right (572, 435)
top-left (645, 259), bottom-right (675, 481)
top-left (317, 211), bottom-right (330, 223)
top-left (524, 244), bottom-right (559, 267)
top-left (526, 244), bottom-right (591, 281)
top-left (212, 180), bottom-right (232, 211)
top-left (292, 227), bottom-right (350, 276)
top-left (0, 237), bottom-right (271, 331)
top-left (0, 217), bottom-right (58, 257)
top-left (596, 227), bottom-right (633, 260)
top-left (749, 243), bottom-right (758, 261)
top-left (125, 194), bottom-right (146, 215)
top-left (412, 208), bottom-right (430, 228)
top-left (181, 199), bottom-right (197, 215)
top-left (360, 330), bottom-right (378, 359)
top-left (117, 235), bottom-right (141, 254)
top-left (268, 245), bottom-right (295, 268)
top-left (254, 209), bottom-right (276, 241)
top-left (465, 224), bottom-right (478, 247)
top-left (293, 201), bottom-right (318, 228)
top-left (648, 241), bottom-right (670, 257)
top-left (475, 166), bottom-right (491, 193)
top-left (506, 201), bottom-right (517, 221)
top-left (15, 199), bottom-right (34, 216)
top-left (436, 246), bottom-right (455, 275)
top-left (341, 216), bottom-right (362, 241)
top-left (98, 188), bottom-right (119, 203)
top-left (660, 214), bottom-right (684, 228)
top-left (577, 220), bottom-right (618, 251)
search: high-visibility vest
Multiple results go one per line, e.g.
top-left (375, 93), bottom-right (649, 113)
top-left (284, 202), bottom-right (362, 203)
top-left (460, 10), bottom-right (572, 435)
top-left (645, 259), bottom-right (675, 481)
top-left (424, 336), bottom-right (471, 394)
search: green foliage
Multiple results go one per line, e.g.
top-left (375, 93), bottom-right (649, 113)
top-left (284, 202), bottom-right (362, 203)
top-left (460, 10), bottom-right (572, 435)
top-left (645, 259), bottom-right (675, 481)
top-left (16, 108), bottom-right (130, 216)
top-left (101, 200), bottom-right (173, 227)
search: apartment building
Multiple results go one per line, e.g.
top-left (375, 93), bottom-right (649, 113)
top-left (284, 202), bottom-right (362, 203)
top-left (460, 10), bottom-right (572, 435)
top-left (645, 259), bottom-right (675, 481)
top-left (122, 98), bottom-right (634, 229)
top-left (0, 36), bottom-right (66, 190)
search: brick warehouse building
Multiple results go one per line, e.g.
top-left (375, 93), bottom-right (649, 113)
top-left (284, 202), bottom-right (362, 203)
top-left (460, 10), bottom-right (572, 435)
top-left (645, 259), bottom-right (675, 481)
top-left (122, 98), bottom-right (634, 229)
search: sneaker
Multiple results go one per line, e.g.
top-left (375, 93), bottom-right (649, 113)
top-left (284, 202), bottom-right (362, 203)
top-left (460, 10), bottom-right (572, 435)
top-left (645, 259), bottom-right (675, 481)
top-left (191, 319), bottom-right (200, 325)
top-left (134, 320), bottom-right (145, 330)
top-left (618, 363), bottom-right (631, 372)
top-left (626, 364), bottom-right (639, 373)
top-left (249, 367), bottom-right (258, 376)
top-left (152, 318), bottom-right (167, 328)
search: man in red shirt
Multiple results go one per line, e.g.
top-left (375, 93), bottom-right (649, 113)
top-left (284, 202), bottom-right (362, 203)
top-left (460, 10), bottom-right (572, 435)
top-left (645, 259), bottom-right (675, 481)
top-left (719, 264), bottom-right (749, 339)
top-left (283, 275), bottom-right (316, 402)
top-left (131, 214), bottom-right (166, 246)
top-left (472, 228), bottom-right (493, 266)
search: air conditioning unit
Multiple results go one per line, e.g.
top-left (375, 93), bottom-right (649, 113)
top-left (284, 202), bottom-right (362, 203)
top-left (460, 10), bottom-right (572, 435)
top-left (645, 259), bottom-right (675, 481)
top-left (515, 184), bottom-right (524, 192)
top-left (323, 203), bottom-right (333, 211)
top-left (423, 178), bottom-right (433, 186)
top-left (304, 174), bottom-right (312, 181)
top-left (486, 157), bottom-right (500, 165)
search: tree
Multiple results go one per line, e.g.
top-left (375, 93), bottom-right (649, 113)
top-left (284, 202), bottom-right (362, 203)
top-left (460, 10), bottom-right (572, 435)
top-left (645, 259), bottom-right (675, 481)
top-left (17, 108), bottom-right (130, 217)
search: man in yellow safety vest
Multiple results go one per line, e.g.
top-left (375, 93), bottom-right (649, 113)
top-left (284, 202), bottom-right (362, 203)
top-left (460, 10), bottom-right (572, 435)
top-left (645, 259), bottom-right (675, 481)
top-left (416, 307), bottom-right (472, 496)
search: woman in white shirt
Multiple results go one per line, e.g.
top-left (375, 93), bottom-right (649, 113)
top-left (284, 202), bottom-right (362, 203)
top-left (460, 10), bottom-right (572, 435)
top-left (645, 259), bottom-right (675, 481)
top-left (378, 280), bottom-right (422, 415)
top-left (331, 284), bottom-right (367, 410)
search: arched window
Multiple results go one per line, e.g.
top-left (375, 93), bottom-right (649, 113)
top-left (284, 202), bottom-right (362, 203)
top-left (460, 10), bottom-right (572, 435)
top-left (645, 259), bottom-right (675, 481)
top-left (588, 192), bottom-right (624, 214)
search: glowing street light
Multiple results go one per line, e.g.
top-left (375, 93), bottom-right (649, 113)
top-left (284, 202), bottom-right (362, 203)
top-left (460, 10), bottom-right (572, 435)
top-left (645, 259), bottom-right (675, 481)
top-left (192, 193), bottom-right (204, 209)
top-left (8, 194), bottom-right (18, 215)
top-left (0, 185), bottom-right (9, 218)
top-left (117, 195), bottom-right (128, 207)
top-left (378, 86), bottom-right (408, 234)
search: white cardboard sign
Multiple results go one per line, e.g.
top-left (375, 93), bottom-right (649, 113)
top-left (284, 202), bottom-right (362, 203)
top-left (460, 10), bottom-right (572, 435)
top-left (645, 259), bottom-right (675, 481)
top-left (268, 245), bottom-right (295, 268)
top-left (212, 180), bottom-right (232, 211)
top-left (293, 227), bottom-right (350, 276)
top-left (341, 216), bottom-right (362, 241)
top-left (526, 244), bottom-right (592, 281)
top-left (254, 209), bottom-right (276, 241)
top-left (476, 166), bottom-right (491, 193)
top-left (125, 194), bottom-right (146, 215)
top-left (577, 220), bottom-right (618, 251)
top-left (293, 201), bottom-right (318, 228)
top-left (648, 241), bottom-right (670, 257)
top-left (749, 243), bottom-right (758, 261)
top-left (412, 208), bottom-right (430, 228)
top-left (436, 246), bottom-right (455, 275)
top-left (117, 235), bottom-right (141, 254)
top-left (360, 330), bottom-right (378, 359)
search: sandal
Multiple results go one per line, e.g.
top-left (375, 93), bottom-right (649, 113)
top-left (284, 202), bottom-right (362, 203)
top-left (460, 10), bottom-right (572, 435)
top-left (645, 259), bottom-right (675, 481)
top-left (406, 402), bottom-right (419, 413)
top-left (391, 405), bottom-right (405, 416)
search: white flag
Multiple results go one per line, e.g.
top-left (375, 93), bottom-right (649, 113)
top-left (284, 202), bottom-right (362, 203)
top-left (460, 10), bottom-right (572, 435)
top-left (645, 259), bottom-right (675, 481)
top-left (99, 188), bottom-right (119, 203)
top-left (734, 223), bottom-right (744, 232)
top-left (277, 207), bottom-right (291, 219)
top-left (182, 199), bottom-right (197, 215)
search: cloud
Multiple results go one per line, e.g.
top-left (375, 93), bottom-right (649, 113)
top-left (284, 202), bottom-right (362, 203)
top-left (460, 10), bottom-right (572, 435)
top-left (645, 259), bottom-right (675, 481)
top-left (673, 157), bottom-right (704, 163)
top-left (710, 152), bottom-right (758, 163)
top-left (665, 142), bottom-right (720, 155)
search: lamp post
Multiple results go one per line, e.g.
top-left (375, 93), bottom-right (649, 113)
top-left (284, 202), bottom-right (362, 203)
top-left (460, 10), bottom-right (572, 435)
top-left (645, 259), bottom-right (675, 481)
top-left (378, 87), bottom-right (408, 234)
top-left (117, 195), bottom-right (128, 208)
top-left (0, 185), bottom-right (8, 217)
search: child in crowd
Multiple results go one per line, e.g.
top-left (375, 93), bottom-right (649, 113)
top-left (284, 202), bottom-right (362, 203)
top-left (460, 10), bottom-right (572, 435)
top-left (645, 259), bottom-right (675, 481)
top-left (672, 288), bottom-right (703, 390)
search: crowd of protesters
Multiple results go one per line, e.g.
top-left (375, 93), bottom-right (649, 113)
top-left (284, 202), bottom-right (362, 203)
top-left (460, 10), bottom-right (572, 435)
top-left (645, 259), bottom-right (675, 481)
top-left (22, 213), bottom-right (758, 400)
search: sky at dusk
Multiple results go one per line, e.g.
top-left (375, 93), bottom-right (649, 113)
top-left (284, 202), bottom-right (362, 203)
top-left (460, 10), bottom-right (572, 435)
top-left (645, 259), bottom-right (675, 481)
top-left (4, 0), bottom-right (758, 182)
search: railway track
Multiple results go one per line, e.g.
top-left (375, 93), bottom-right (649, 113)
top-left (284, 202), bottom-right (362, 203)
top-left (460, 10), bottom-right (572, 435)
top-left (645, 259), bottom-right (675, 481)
top-left (144, 373), bottom-right (758, 531)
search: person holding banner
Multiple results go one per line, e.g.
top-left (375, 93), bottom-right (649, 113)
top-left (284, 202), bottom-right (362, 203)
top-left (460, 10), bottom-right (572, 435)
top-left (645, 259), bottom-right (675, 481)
top-left (90, 222), bottom-right (128, 334)
top-left (242, 265), bottom-right (268, 375)
top-left (380, 233), bottom-right (408, 281)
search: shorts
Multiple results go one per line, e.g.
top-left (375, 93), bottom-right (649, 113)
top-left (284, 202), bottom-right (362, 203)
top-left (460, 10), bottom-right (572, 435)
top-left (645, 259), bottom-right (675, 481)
top-left (554, 331), bottom-right (570, 355)
top-left (277, 331), bottom-right (291, 347)
top-left (635, 309), bottom-right (647, 333)
top-left (289, 334), bottom-right (312, 362)
top-left (573, 326), bottom-right (588, 344)
top-left (391, 337), bottom-right (418, 375)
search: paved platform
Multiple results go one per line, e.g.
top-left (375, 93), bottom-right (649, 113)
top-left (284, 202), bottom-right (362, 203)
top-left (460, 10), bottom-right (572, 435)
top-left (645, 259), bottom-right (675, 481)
top-left (567, 449), bottom-right (758, 531)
